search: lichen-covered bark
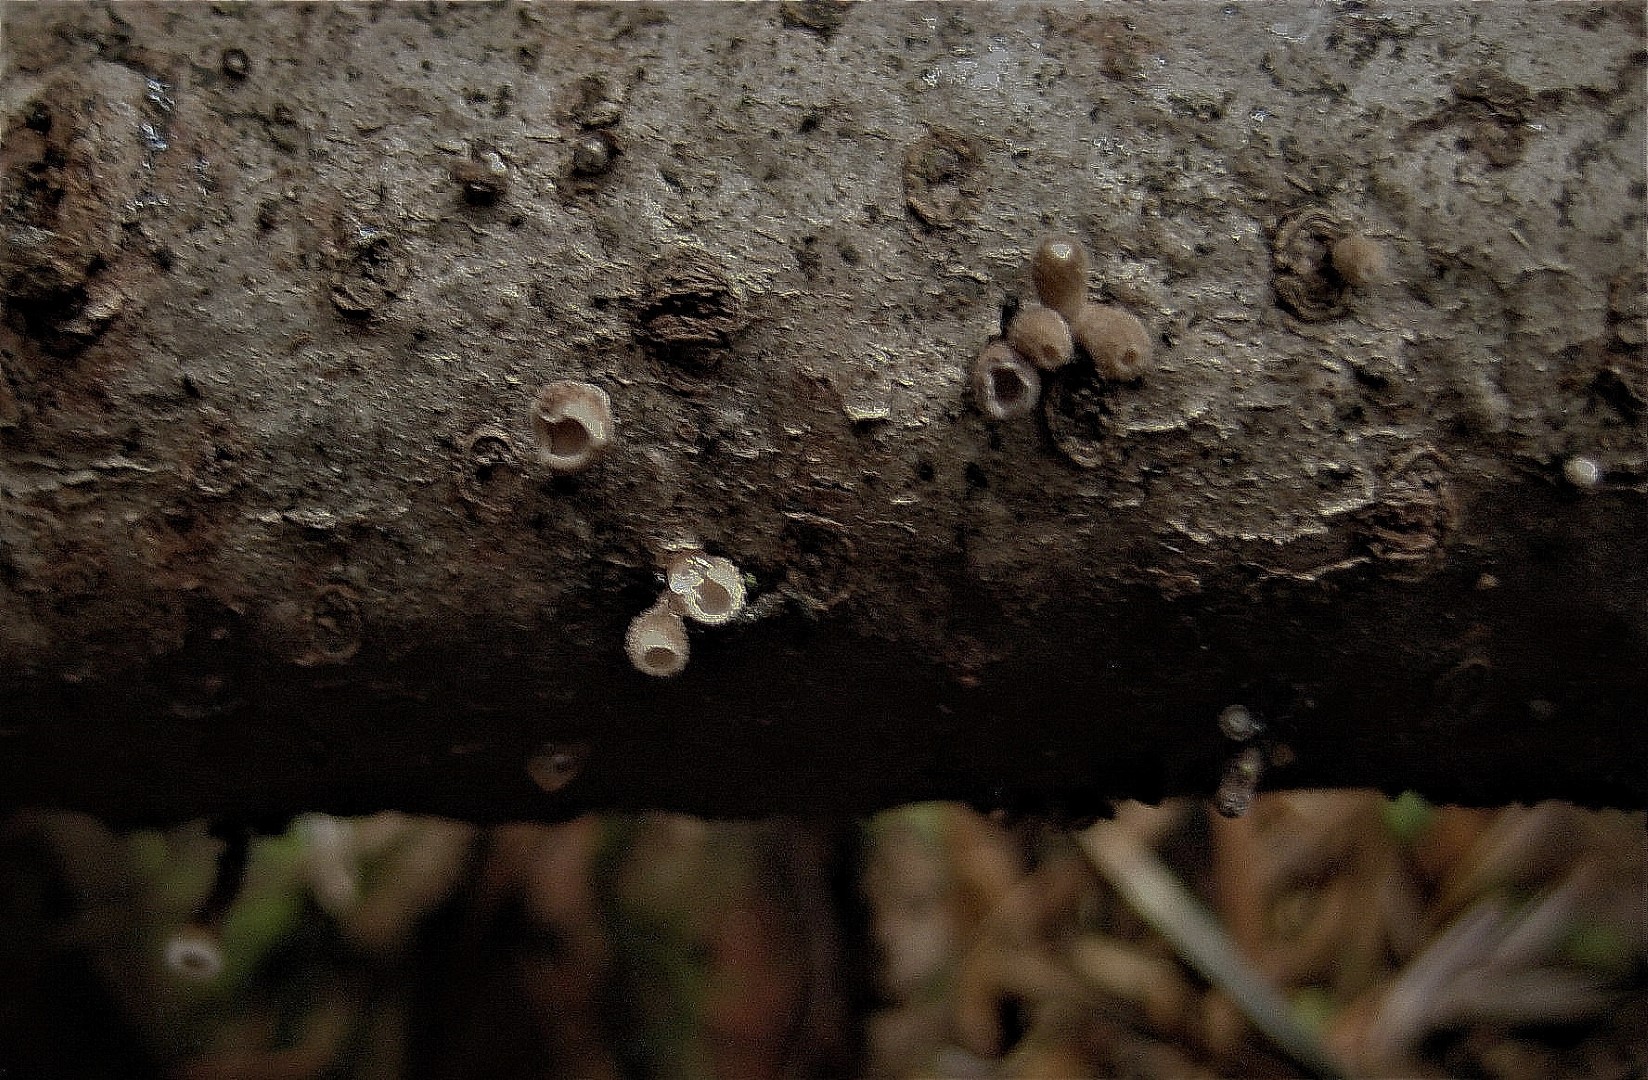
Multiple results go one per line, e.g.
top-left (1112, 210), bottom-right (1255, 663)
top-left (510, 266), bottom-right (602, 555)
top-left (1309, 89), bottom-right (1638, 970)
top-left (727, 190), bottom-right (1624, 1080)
top-left (1, 2), bottom-right (1643, 824)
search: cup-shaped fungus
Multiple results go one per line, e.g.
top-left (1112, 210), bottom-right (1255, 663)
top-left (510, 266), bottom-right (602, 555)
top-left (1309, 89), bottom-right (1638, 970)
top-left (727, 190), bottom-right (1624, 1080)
top-left (1031, 234), bottom-right (1091, 319)
top-left (1330, 234), bottom-right (1387, 289)
top-left (666, 552), bottom-right (747, 626)
top-left (625, 600), bottom-right (689, 677)
top-left (164, 925), bottom-right (224, 981)
top-left (525, 740), bottom-right (592, 793)
top-left (1563, 455), bottom-right (1602, 489)
top-left (531, 380), bottom-right (614, 473)
top-left (973, 340), bottom-right (1041, 421)
top-left (1217, 705), bottom-right (1263, 742)
top-left (1007, 304), bottom-right (1075, 372)
top-left (1071, 303), bottom-right (1154, 381)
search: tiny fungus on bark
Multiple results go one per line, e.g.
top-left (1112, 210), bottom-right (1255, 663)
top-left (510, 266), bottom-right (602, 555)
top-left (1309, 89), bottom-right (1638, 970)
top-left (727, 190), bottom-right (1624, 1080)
top-left (972, 340), bottom-right (1041, 421)
top-left (219, 48), bottom-right (250, 80)
top-left (1007, 303), bottom-right (1075, 372)
top-left (1031, 234), bottom-right (1091, 319)
top-left (454, 148), bottom-right (509, 205)
top-left (1563, 455), bottom-right (1603, 489)
top-left (530, 380), bottom-right (614, 473)
top-left (978, 235), bottom-right (1152, 422)
top-left (570, 130), bottom-right (618, 176)
top-left (163, 925), bottom-right (225, 981)
top-left (526, 741), bottom-right (592, 793)
top-left (1215, 746), bottom-right (1266, 819)
top-left (625, 600), bottom-right (690, 678)
top-left (1071, 303), bottom-right (1154, 381)
top-left (1218, 705), bottom-right (1263, 742)
top-left (665, 552), bottom-right (747, 626)
top-left (1330, 234), bottom-right (1388, 288)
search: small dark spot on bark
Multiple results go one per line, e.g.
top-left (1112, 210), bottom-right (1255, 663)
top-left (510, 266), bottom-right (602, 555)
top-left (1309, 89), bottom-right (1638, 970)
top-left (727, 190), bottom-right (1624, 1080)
top-left (456, 425), bottom-right (525, 522)
top-left (569, 130), bottom-right (619, 177)
top-left (1357, 449), bottom-right (1455, 571)
top-left (1591, 366), bottom-right (1643, 424)
top-left (780, 1), bottom-right (851, 38)
top-left (454, 148), bottom-right (509, 205)
top-left (638, 247), bottom-right (747, 356)
top-left (570, 75), bottom-right (623, 129)
top-left (220, 48), bottom-right (249, 80)
top-left (24, 100), bottom-right (52, 134)
top-left (1041, 362), bottom-right (1116, 470)
top-left (308, 586), bottom-right (363, 664)
top-left (329, 225), bottom-right (406, 319)
top-left (1271, 207), bottom-right (1351, 322)
top-left (998, 295), bottom-right (1021, 337)
top-left (794, 236), bottom-right (823, 280)
top-left (781, 512), bottom-right (856, 611)
top-left (902, 128), bottom-right (981, 228)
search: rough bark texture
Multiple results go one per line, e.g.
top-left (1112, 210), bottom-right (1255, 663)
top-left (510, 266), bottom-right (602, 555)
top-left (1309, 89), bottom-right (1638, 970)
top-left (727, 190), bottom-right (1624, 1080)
top-left (1, 2), bottom-right (1644, 824)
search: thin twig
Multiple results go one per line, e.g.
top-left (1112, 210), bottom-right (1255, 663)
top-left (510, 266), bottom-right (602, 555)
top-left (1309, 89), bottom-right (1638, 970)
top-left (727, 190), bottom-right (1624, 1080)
top-left (1078, 818), bottom-right (1353, 1080)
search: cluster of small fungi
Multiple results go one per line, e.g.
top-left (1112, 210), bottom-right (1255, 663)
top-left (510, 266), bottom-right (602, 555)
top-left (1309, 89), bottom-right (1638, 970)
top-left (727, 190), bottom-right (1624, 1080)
top-left (624, 547), bottom-right (748, 678)
top-left (514, 379), bottom-right (751, 681)
top-left (1214, 705), bottom-right (1268, 818)
top-left (973, 235), bottom-right (1156, 421)
top-left (520, 383), bottom-right (751, 679)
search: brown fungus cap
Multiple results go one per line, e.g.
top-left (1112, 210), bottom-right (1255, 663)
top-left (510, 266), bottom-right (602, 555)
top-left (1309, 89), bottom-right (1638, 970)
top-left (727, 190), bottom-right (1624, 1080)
top-left (1071, 303), bottom-right (1153, 381)
top-left (1007, 304), bottom-right (1075, 372)
top-left (1031, 234), bottom-right (1091, 319)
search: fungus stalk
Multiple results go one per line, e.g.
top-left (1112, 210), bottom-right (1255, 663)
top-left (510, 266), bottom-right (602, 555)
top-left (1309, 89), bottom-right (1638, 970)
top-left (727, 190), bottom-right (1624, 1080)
top-left (1215, 747), bottom-right (1266, 819)
top-left (164, 823), bottom-right (250, 981)
top-left (297, 813), bottom-right (361, 915)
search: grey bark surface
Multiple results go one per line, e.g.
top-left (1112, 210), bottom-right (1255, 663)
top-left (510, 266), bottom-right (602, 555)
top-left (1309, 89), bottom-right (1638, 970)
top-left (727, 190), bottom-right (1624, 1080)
top-left (1, 2), bottom-right (1644, 824)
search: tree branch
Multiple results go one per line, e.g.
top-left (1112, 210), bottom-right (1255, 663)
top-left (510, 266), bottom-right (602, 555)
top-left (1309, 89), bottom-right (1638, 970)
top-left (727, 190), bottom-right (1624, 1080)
top-left (2, 2), bottom-right (1644, 823)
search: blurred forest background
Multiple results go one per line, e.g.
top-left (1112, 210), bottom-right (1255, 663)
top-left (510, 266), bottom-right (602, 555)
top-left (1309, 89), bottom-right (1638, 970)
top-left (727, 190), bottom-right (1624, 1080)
top-left (1, 795), bottom-right (1643, 1079)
